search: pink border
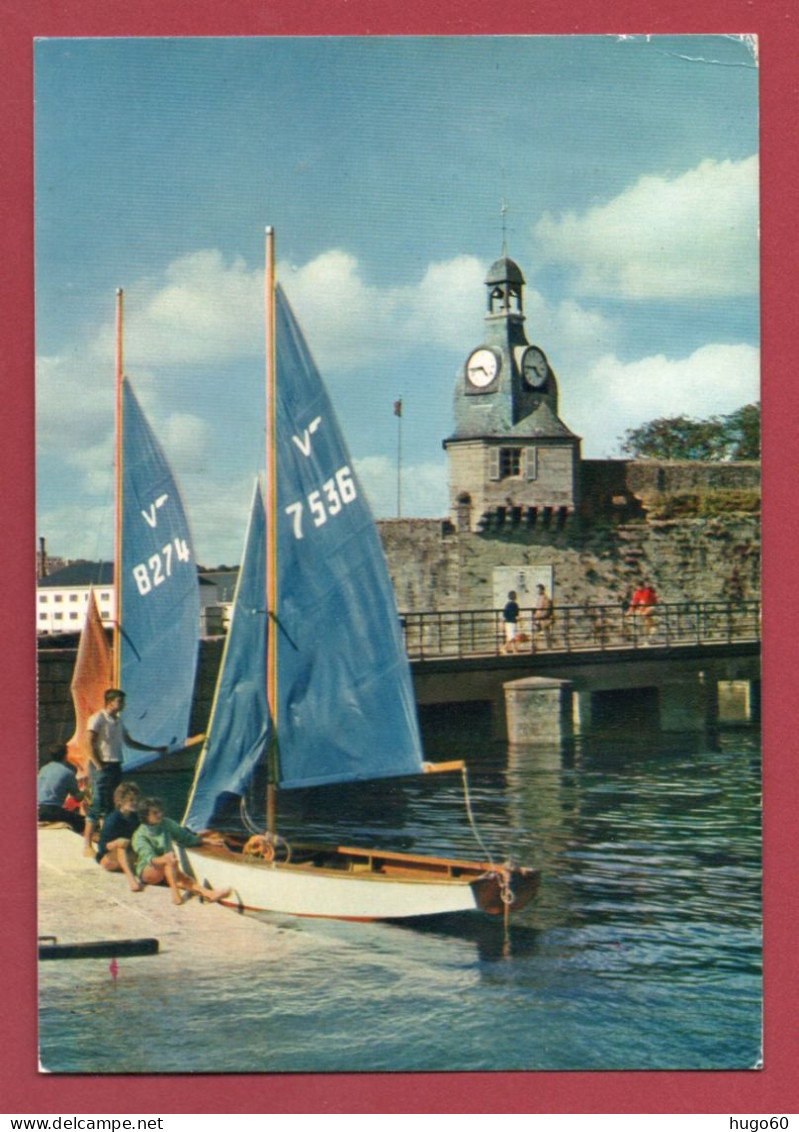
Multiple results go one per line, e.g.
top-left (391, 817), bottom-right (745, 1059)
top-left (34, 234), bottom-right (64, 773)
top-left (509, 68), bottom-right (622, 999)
top-left (6, 2), bottom-right (797, 1114)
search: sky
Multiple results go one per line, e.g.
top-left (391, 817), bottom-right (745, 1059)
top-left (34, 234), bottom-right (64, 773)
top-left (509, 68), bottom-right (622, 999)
top-left (34, 34), bottom-right (760, 567)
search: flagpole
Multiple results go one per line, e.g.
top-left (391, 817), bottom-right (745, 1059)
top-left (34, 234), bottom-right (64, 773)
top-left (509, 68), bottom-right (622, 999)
top-left (113, 288), bottom-right (123, 688)
top-left (264, 227), bottom-right (278, 836)
top-left (395, 397), bottom-right (403, 519)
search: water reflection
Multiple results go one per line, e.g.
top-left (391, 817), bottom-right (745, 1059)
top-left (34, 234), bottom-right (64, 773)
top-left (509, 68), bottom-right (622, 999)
top-left (395, 914), bottom-right (545, 963)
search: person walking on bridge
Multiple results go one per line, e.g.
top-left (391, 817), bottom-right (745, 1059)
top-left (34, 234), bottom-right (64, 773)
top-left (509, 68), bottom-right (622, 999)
top-left (533, 584), bottom-right (555, 648)
top-left (502, 591), bottom-right (521, 654)
top-left (627, 581), bottom-right (658, 640)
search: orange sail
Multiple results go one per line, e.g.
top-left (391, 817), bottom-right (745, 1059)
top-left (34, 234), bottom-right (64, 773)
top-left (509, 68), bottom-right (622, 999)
top-left (66, 588), bottom-right (113, 773)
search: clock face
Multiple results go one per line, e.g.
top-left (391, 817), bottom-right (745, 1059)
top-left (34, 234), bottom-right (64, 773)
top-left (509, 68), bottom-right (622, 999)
top-left (522, 347), bottom-right (549, 388)
top-left (466, 348), bottom-right (499, 388)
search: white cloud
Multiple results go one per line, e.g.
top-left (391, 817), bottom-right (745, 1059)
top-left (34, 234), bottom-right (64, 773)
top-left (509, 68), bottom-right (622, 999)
top-left (564, 342), bottom-right (760, 456)
top-left (68, 439), bottom-right (114, 496)
top-left (281, 250), bottom-right (485, 369)
top-left (38, 469), bottom-right (257, 568)
top-left (115, 251), bottom-right (264, 368)
top-left (400, 256), bottom-right (487, 352)
top-left (37, 339), bottom-right (211, 495)
top-left (525, 290), bottom-right (619, 376)
top-left (161, 413), bottom-right (212, 475)
top-left (35, 502), bottom-right (115, 561)
top-left (534, 156), bottom-right (759, 299)
top-left (76, 247), bottom-right (485, 377)
top-left (179, 473), bottom-right (256, 567)
top-left (35, 353), bottom-right (112, 452)
top-left (37, 245), bottom-right (471, 563)
top-left (354, 455), bottom-right (448, 519)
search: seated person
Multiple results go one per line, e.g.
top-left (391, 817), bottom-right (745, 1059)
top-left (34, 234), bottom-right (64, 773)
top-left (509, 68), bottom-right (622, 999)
top-left (37, 744), bottom-right (85, 834)
top-left (63, 776), bottom-right (88, 815)
top-left (131, 797), bottom-right (230, 906)
top-left (96, 781), bottom-right (144, 892)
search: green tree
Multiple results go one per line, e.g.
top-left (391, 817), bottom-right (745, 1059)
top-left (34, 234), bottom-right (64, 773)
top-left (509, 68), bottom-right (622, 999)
top-left (619, 403), bottom-right (760, 461)
top-left (718, 403), bottom-right (760, 460)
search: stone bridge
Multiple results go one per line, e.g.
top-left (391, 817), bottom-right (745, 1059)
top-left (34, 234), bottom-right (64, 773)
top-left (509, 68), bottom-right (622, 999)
top-left (37, 600), bottom-right (760, 760)
top-left (405, 600), bottom-right (760, 744)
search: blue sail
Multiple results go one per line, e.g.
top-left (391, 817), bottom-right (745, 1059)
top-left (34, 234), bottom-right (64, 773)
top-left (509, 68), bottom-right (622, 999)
top-left (272, 285), bottom-right (423, 789)
top-left (183, 483), bottom-right (270, 831)
top-left (183, 285), bottom-right (423, 825)
top-left (119, 378), bottom-right (200, 767)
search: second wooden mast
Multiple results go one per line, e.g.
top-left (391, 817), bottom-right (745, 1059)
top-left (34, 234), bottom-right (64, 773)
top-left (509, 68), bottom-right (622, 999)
top-left (113, 287), bottom-right (124, 688)
top-left (264, 227), bottom-right (278, 835)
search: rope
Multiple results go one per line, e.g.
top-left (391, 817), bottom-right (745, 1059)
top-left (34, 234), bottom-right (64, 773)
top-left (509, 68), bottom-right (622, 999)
top-left (460, 763), bottom-right (496, 865)
top-left (238, 799), bottom-right (291, 862)
top-left (460, 764), bottom-right (517, 941)
top-left (240, 797), bottom-right (262, 835)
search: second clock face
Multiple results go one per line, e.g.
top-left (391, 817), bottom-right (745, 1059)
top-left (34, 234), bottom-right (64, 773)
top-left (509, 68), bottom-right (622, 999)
top-left (522, 346), bottom-right (549, 388)
top-left (466, 348), bottom-right (499, 388)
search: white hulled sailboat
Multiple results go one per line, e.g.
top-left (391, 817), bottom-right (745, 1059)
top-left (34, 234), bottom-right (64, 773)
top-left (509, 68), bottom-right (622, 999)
top-left (181, 229), bottom-right (539, 921)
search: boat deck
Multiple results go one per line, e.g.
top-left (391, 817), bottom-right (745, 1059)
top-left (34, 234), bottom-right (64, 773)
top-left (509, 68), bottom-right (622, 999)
top-left (194, 840), bottom-right (492, 884)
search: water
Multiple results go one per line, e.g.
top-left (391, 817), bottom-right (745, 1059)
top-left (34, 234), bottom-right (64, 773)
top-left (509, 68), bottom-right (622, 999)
top-left (39, 726), bottom-right (761, 1073)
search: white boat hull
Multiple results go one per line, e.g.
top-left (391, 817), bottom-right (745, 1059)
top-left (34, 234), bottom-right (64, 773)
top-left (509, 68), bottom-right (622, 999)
top-left (182, 843), bottom-right (539, 922)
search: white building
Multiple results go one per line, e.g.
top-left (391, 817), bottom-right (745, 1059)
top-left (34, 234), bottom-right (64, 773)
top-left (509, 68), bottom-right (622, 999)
top-left (36, 562), bottom-right (115, 635)
top-left (36, 561), bottom-right (224, 636)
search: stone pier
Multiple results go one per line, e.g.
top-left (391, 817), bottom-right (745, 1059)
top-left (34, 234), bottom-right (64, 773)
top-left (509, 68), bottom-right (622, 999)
top-left (504, 676), bottom-right (574, 745)
top-left (658, 671), bottom-right (718, 733)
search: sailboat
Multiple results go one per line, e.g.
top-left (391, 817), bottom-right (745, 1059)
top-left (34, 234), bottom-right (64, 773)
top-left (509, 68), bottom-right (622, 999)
top-left (181, 228), bottom-right (539, 921)
top-left (67, 290), bottom-right (201, 772)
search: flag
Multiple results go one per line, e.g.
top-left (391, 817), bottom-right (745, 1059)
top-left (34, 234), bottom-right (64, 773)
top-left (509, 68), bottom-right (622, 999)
top-left (393, 399), bottom-right (402, 417)
top-left (66, 588), bottom-right (113, 774)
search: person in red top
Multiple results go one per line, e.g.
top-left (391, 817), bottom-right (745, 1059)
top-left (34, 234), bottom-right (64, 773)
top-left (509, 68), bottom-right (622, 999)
top-left (627, 581), bottom-right (658, 638)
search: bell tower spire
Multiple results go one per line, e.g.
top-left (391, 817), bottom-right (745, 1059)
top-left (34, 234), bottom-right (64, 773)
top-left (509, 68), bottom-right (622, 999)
top-left (500, 198), bottom-right (509, 257)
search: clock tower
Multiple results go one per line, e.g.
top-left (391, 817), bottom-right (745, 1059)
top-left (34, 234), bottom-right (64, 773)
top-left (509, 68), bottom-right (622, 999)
top-left (444, 250), bottom-right (581, 532)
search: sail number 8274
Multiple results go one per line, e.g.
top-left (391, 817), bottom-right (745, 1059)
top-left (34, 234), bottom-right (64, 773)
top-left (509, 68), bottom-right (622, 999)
top-left (132, 537), bottom-right (192, 595)
top-left (285, 465), bottom-right (357, 539)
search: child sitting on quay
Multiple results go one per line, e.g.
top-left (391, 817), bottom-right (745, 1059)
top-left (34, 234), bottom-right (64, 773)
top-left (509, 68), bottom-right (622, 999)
top-left (95, 781), bottom-right (143, 892)
top-left (131, 797), bottom-right (230, 906)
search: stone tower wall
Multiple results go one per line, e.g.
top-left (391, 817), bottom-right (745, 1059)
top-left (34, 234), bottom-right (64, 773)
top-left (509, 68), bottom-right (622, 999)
top-left (447, 439), bottom-right (580, 524)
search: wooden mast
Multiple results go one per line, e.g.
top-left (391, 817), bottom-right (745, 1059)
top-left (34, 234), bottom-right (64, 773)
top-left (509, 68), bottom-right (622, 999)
top-left (265, 227), bottom-right (278, 835)
top-left (113, 288), bottom-right (124, 688)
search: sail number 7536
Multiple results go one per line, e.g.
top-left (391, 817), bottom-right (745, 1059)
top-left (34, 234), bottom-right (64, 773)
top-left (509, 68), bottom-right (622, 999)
top-left (132, 537), bottom-right (192, 595)
top-left (285, 465), bottom-right (357, 539)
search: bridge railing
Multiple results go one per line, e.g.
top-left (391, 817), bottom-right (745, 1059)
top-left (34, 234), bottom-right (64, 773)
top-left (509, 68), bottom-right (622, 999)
top-left (400, 600), bottom-right (761, 661)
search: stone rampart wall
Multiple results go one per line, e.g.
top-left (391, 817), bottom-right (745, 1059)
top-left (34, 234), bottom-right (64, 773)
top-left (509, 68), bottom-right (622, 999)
top-left (581, 459), bottom-right (760, 506)
top-left (378, 459), bottom-right (760, 613)
top-left (378, 513), bottom-right (760, 613)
